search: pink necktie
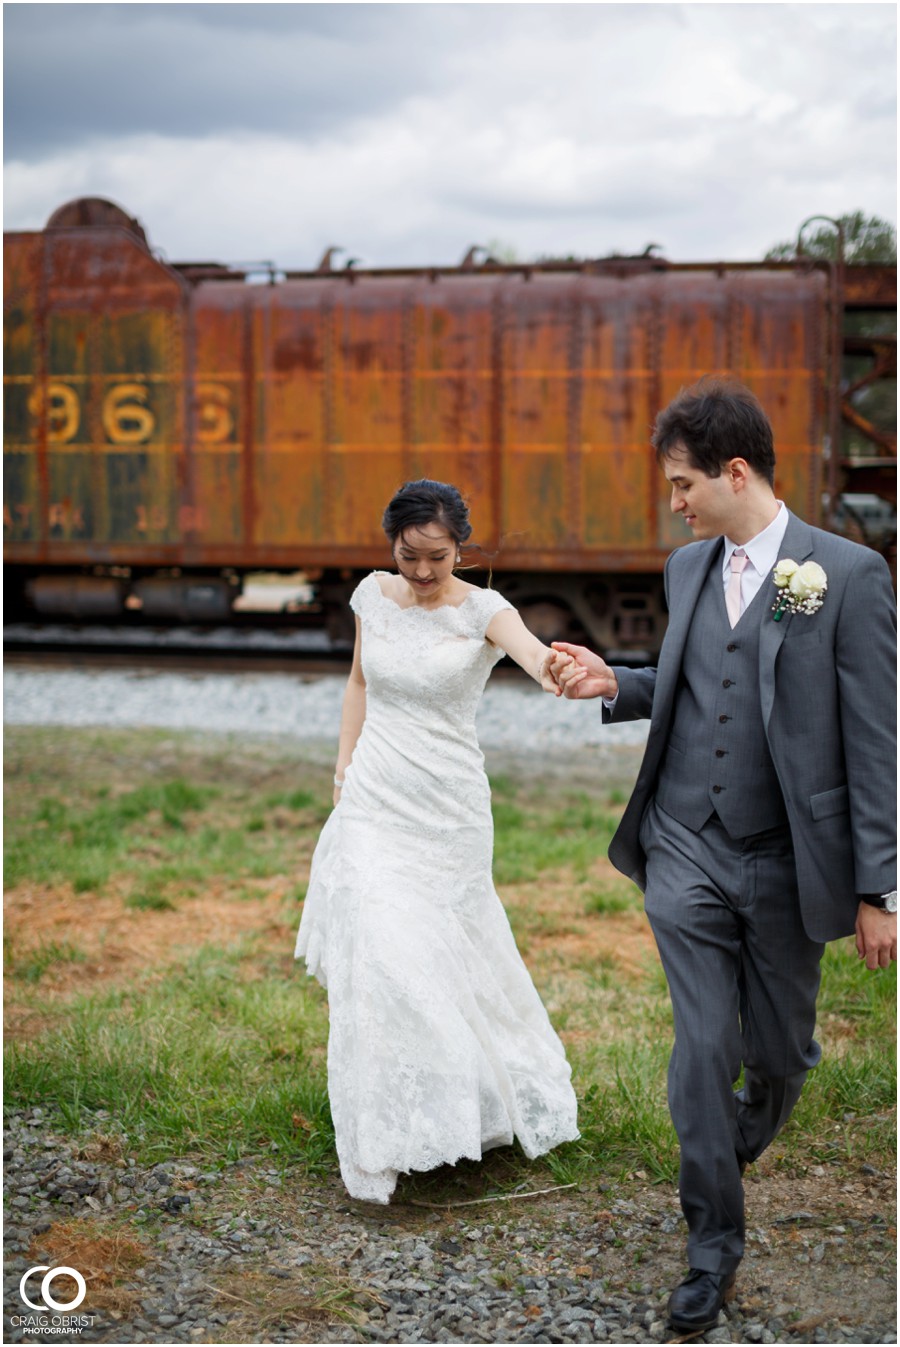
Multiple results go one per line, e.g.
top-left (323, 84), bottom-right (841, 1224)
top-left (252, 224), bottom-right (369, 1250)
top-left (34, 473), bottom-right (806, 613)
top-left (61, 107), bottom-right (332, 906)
top-left (726, 548), bottom-right (748, 628)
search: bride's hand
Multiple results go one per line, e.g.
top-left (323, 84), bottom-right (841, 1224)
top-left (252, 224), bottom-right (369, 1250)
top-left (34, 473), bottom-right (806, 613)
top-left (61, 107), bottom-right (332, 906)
top-left (539, 650), bottom-right (572, 695)
top-left (551, 641), bottom-right (617, 700)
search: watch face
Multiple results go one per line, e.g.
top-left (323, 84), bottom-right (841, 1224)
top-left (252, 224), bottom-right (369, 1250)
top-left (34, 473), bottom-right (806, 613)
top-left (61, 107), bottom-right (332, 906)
top-left (886, 893), bottom-right (899, 914)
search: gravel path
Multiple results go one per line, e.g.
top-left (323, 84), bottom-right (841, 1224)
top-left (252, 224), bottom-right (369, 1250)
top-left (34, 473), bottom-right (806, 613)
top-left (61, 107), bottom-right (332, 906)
top-left (4, 1110), bottom-right (895, 1345)
top-left (2, 669), bottom-right (648, 753)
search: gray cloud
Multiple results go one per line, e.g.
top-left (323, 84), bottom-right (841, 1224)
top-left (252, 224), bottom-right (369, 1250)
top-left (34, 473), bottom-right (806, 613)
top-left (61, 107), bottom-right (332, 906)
top-left (4, 3), bottom-right (686, 160)
top-left (3, 2), bottom-right (895, 268)
top-left (4, 2), bottom-right (450, 158)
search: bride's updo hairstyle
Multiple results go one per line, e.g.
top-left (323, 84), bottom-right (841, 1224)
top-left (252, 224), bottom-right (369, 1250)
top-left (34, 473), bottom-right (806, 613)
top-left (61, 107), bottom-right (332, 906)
top-left (382, 479), bottom-right (473, 551)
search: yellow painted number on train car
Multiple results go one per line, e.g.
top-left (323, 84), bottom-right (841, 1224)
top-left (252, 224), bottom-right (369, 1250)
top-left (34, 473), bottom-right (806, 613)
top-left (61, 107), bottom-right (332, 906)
top-left (103, 384), bottom-right (156, 444)
top-left (27, 383), bottom-right (80, 442)
top-left (196, 383), bottom-right (235, 443)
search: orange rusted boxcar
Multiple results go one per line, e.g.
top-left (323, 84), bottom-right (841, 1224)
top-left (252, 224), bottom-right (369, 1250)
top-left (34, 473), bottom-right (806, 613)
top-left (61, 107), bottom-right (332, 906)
top-left (4, 199), bottom-right (894, 654)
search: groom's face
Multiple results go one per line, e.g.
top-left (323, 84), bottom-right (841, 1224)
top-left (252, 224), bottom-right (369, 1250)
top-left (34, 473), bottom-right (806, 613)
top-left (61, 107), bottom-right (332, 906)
top-left (663, 446), bottom-right (740, 540)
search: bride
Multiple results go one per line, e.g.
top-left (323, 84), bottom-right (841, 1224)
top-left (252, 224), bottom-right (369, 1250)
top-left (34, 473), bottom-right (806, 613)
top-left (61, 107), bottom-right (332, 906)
top-left (295, 479), bottom-right (579, 1203)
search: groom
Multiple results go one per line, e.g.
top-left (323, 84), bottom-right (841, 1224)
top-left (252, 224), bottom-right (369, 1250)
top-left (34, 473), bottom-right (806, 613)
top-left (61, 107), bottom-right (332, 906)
top-left (552, 378), bottom-right (896, 1332)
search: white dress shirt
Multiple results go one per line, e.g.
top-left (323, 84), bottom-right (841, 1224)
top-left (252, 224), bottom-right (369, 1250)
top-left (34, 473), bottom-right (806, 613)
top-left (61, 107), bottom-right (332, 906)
top-left (722, 502), bottom-right (789, 615)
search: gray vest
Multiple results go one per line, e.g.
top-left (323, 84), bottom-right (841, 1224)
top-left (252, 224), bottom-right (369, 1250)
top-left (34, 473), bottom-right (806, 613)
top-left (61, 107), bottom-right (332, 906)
top-left (655, 554), bottom-right (788, 839)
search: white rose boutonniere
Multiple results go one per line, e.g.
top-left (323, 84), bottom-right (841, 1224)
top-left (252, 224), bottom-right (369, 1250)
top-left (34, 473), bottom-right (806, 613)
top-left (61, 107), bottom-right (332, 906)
top-left (772, 559), bottom-right (828, 620)
top-left (773, 559), bottom-right (799, 589)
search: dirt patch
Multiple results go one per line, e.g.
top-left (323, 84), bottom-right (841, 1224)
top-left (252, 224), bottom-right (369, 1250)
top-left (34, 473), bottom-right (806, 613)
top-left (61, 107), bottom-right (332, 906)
top-left (503, 864), bottom-right (657, 980)
top-left (205, 1267), bottom-right (378, 1340)
top-left (26, 1218), bottom-right (152, 1317)
top-left (4, 878), bottom-right (298, 1027)
top-left (528, 911), bottom-right (656, 980)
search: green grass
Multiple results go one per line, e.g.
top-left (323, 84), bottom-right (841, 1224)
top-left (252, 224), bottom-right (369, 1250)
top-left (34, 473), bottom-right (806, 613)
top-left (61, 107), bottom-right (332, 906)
top-left (5, 779), bottom-right (219, 893)
top-left (491, 792), bottom-right (620, 884)
top-left (4, 725), bottom-right (896, 1192)
top-left (4, 732), bottom-right (331, 901)
top-left (263, 789), bottom-right (318, 811)
top-left (5, 943), bottom-right (334, 1169)
top-left (565, 1055), bottom-right (679, 1183)
top-left (583, 887), bottom-right (638, 915)
top-left (816, 937), bottom-right (897, 1034)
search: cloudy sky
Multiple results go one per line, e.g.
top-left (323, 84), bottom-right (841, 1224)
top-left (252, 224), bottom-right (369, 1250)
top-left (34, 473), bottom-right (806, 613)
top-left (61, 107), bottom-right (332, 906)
top-left (4, 2), bottom-right (896, 270)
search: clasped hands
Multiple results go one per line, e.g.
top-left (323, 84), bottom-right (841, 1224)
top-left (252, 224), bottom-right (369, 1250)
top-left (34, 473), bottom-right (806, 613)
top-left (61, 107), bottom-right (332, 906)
top-left (538, 642), bottom-right (619, 700)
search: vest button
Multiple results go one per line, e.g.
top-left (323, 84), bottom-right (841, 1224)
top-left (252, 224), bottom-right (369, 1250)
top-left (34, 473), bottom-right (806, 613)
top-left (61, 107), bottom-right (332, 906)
top-left (715, 749), bottom-right (725, 758)
top-left (712, 785), bottom-right (723, 793)
top-left (727, 643), bottom-right (737, 652)
top-left (719, 714), bottom-right (728, 723)
top-left (722, 679), bottom-right (732, 688)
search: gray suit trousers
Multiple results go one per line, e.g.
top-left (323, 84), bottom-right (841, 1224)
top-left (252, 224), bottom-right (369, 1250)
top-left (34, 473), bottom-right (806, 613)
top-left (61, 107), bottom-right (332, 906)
top-left (641, 800), bottom-right (825, 1274)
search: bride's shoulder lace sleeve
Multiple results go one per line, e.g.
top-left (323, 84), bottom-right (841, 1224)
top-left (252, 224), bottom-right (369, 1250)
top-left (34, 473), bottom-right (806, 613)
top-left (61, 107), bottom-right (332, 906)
top-left (349, 572), bottom-right (382, 618)
top-left (470, 586), bottom-right (514, 638)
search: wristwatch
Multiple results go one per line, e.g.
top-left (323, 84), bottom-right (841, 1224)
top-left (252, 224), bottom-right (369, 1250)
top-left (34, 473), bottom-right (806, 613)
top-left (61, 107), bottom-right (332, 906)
top-left (860, 890), bottom-right (898, 914)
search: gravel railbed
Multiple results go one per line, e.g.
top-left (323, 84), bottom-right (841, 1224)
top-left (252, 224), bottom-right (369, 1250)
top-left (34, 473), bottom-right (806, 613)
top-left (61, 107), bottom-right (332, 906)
top-left (4, 1110), bottom-right (896, 1345)
top-left (2, 669), bottom-right (649, 753)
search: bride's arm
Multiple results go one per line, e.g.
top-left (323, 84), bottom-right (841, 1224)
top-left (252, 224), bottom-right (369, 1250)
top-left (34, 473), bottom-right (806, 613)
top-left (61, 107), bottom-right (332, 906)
top-left (485, 608), bottom-right (570, 695)
top-left (333, 616), bottom-right (367, 803)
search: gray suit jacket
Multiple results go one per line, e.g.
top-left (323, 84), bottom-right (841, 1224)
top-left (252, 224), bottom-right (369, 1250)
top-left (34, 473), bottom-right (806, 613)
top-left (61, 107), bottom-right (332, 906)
top-left (606, 512), bottom-right (897, 942)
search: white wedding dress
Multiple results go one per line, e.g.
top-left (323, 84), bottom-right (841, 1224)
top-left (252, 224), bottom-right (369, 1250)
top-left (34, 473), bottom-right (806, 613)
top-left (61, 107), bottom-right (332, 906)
top-left (295, 571), bottom-right (579, 1203)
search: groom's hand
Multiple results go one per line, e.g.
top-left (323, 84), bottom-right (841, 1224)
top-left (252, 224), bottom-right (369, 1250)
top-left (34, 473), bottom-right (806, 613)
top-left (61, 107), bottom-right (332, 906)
top-left (855, 902), bottom-right (898, 970)
top-left (551, 642), bottom-right (619, 701)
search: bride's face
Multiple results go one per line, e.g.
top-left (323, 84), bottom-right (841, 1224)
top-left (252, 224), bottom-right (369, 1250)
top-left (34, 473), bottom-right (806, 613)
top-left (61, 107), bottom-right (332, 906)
top-left (394, 522), bottom-right (457, 599)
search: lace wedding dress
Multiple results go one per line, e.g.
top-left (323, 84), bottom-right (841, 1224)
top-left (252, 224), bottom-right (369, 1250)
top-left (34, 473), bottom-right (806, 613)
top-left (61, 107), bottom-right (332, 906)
top-left (295, 571), bottom-right (579, 1203)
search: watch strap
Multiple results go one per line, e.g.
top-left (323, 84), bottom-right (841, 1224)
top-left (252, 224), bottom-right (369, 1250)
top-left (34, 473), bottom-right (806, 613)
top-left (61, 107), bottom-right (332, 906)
top-left (860, 892), bottom-right (898, 912)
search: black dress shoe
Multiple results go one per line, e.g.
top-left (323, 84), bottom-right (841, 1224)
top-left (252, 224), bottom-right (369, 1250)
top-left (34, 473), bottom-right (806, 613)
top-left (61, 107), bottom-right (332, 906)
top-left (667, 1268), bottom-right (736, 1332)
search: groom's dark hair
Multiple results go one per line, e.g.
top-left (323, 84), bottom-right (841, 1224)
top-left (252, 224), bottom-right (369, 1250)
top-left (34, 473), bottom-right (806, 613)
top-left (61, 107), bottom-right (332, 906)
top-left (652, 377), bottom-right (776, 486)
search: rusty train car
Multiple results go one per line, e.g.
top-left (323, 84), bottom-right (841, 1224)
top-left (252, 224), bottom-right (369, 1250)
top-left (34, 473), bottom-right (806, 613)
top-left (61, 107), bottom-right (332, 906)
top-left (4, 199), bottom-right (895, 655)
